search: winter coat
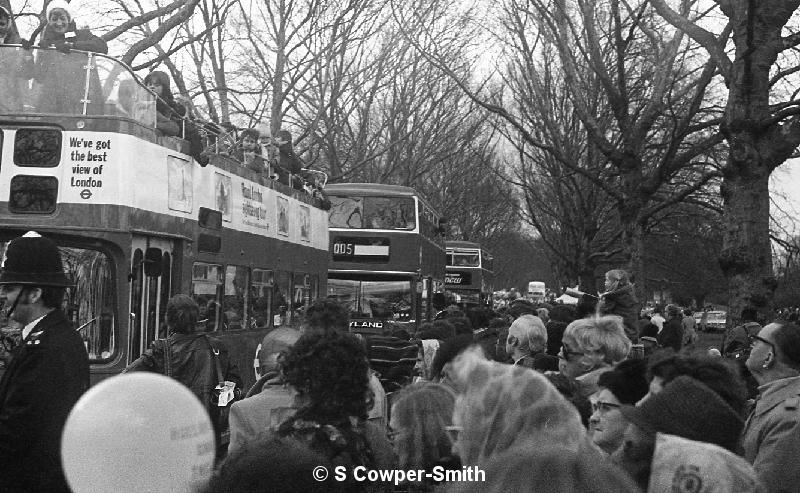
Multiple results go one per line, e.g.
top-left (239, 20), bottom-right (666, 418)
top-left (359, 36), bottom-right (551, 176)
top-left (658, 316), bottom-right (683, 352)
top-left (125, 332), bottom-right (242, 438)
top-left (741, 375), bottom-right (800, 493)
top-left (598, 284), bottom-right (640, 342)
top-left (0, 310), bottom-right (90, 493)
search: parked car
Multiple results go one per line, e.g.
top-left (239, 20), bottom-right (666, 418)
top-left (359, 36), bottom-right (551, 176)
top-left (697, 310), bottom-right (727, 332)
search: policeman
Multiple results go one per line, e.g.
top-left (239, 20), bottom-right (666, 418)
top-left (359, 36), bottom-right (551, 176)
top-left (0, 232), bottom-right (89, 493)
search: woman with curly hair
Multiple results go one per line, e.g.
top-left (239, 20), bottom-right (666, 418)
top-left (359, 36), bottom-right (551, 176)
top-left (277, 332), bottom-right (395, 491)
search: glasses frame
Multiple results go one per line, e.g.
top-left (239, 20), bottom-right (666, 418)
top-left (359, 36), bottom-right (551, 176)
top-left (591, 400), bottom-right (622, 414)
top-left (560, 343), bottom-right (585, 360)
top-left (444, 425), bottom-right (463, 443)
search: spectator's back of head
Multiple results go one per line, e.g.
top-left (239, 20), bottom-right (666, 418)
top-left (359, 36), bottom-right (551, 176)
top-left (597, 358), bottom-right (648, 404)
top-left (205, 435), bottom-right (341, 493)
top-left (646, 351), bottom-right (747, 414)
top-left (446, 443), bottom-right (639, 493)
top-left (303, 298), bottom-right (349, 335)
top-left (449, 317), bottom-right (473, 336)
top-left (166, 294), bottom-right (199, 334)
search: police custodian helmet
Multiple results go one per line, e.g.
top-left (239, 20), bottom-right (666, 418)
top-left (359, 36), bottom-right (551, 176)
top-left (0, 232), bottom-right (72, 287)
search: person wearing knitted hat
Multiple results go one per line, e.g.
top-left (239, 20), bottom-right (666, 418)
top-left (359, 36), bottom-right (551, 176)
top-left (741, 321), bottom-right (800, 493)
top-left (30, 0), bottom-right (108, 114)
top-left (648, 433), bottom-right (762, 493)
top-left (611, 376), bottom-right (744, 490)
top-left (0, 231), bottom-right (90, 492)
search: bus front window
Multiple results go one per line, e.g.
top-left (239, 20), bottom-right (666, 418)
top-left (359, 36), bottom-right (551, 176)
top-left (328, 196), bottom-right (416, 230)
top-left (328, 279), bottom-right (413, 320)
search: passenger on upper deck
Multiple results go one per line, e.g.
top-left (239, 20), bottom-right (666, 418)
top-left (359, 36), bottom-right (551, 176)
top-left (31, 0), bottom-right (108, 114)
top-left (0, 5), bottom-right (27, 113)
top-left (234, 128), bottom-right (267, 176)
top-left (273, 130), bottom-right (304, 189)
top-left (143, 70), bottom-right (185, 137)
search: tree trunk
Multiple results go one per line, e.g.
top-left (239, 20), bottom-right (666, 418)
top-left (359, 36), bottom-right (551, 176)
top-left (719, 169), bottom-right (775, 326)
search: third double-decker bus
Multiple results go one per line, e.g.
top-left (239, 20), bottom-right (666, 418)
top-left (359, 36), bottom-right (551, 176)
top-left (445, 241), bottom-right (494, 307)
top-left (325, 183), bottom-right (446, 334)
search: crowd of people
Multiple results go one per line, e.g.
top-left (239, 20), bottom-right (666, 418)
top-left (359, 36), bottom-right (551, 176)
top-left (3, 229), bottom-right (800, 492)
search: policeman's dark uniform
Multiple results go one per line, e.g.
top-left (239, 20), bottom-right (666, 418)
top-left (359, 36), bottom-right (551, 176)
top-left (0, 233), bottom-right (90, 492)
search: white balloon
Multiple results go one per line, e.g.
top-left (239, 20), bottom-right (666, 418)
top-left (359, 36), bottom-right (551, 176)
top-left (61, 373), bottom-right (215, 493)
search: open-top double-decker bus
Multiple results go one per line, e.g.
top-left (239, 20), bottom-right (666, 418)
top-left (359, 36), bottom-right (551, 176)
top-left (325, 183), bottom-right (446, 334)
top-left (445, 240), bottom-right (494, 308)
top-left (0, 45), bottom-right (329, 392)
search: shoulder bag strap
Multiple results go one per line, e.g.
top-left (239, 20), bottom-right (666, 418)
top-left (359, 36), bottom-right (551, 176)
top-left (157, 338), bottom-right (173, 377)
top-left (204, 335), bottom-right (225, 385)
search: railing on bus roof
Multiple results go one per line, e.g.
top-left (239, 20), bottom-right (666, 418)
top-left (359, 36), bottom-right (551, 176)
top-left (0, 45), bottom-right (157, 128)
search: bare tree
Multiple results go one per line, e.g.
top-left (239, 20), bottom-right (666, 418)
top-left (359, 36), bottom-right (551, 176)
top-left (652, 0), bottom-right (800, 323)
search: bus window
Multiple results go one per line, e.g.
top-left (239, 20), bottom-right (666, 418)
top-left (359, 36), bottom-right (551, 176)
top-left (452, 253), bottom-right (480, 267)
top-left (328, 196), bottom-right (416, 230)
top-left (192, 263), bottom-right (223, 331)
top-left (14, 128), bottom-right (62, 167)
top-left (293, 273), bottom-right (311, 320)
top-left (9, 176), bottom-right (59, 214)
top-left (273, 271), bottom-right (291, 326)
top-left (223, 265), bottom-right (248, 330)
top-left (57, 246), bottom-right (115, 362)
top-left (249, 269), bottom-right (273, 329)
top-left (328, 279), bottom-right (413, 321)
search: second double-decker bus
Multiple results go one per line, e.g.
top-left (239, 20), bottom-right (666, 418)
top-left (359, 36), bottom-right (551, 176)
top-left (0, 44), bottom-right (330, 394)
top-left (325, 183), bottom-right (446, 334)
top-left (445, 241), bottom-right (494, 307)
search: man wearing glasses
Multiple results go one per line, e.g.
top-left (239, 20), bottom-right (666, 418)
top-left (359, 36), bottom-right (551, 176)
top-left (741, 322), bottom-right (800, 493)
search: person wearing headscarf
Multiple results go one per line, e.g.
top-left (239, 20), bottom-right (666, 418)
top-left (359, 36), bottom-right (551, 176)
top-left (31, 0), bottom-right (108, 114)
top-left (598, 269), bottom-right (640, 343)
top-left (447, 347), bottom-right (588, 466)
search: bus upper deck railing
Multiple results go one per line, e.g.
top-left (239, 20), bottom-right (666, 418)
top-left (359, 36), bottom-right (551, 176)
top-left (0, 45), bottom-right (330, 206)
top-left (0, 45), bottom-right (156, 126)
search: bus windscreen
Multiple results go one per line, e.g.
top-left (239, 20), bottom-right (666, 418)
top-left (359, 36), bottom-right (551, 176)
top-left (328, 196), bottom-right (416, 230)
top-left (327, 278), bottom-right (413, 319)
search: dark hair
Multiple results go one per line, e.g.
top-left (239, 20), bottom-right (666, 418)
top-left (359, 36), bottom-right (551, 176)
top-left (417, 319), bottom-right (455, 341)
top-left (240, 128), bottom-right (259, 141)
top-left (508, 299), bottom-right (537, 318)
top-left (282, 333), bottom-right (369, 422)
top-left (166, 294), bottom-right (199, 334)
top-left (597, 359), bottom-right (648, 404)
top-left (772, 322), bottom-right (800, 371)
top-left (647, 351), bottom-right (747, 414)
top-left (466, 307), bottom-right (490, 330)
top-left (39, 286), bottom-right (66, 309)
top-left (549, 304), bottom-right (577, 324)
top-left (449, 317), bottom-right (473, 336)
top-left (204, 435), bottom-right (340, 493)
top-left (303, 299), bottom-right (349, 335)
top-left (143, 71), bottom-right (174, 101)
top-left (430, 334), bottom-right (474, 380)
top-left (740, 308), bottom-right (758, 322)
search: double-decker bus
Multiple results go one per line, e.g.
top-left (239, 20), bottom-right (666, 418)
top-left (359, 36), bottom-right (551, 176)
top-left (445, 241), bottom-right (494, 307)
top-left (325, 183), bottom-right (446, 334)
top-left (0, 45), bottom-right (329, 392)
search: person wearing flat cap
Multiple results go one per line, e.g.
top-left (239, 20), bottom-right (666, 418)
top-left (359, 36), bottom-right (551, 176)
top-left (0, 232), bottom-right (89, 493)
